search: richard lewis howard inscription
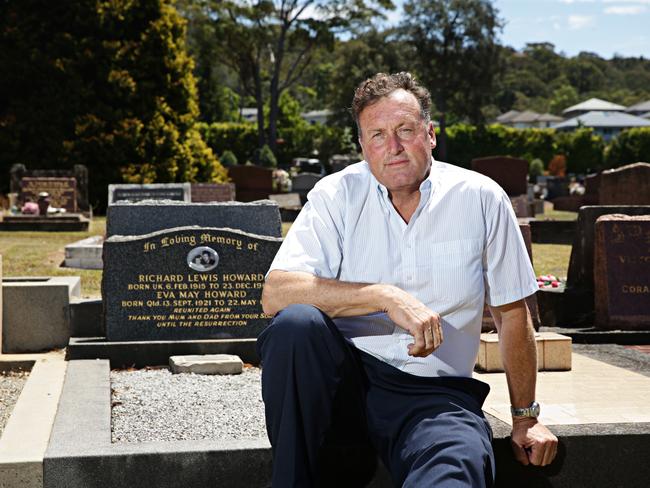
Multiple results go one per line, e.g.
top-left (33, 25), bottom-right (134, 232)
top-left (103, 227), bottom-right (282, 341)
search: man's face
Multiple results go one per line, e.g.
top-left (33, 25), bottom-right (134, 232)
top-left (358, 89), bottom-right (436, 194)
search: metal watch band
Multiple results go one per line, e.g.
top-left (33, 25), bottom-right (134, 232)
top-left (510, 401), bottom-right (540, 418)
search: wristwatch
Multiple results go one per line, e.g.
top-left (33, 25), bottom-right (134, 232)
top-left (510, 401), bottom-right (540, 418)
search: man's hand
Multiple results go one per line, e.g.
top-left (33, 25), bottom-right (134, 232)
top-left (511, 417), bottom-right (558, 466)
top-left (384, 286), bottom-right (443, 357)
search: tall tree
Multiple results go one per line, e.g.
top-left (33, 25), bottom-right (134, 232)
top-left (0, 0), bottom-right (225, 209)
top-left (193, 0), bottom-right (393, 156)
top-left (401, 0), bottom-right (503, 160)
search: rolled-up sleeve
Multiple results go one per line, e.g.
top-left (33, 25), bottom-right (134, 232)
top-left (267, 184), bottom-right (343, 279)
top-left (482, 185), bottom-right (538, 307)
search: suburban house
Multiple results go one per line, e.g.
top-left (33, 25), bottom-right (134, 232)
top-left (561, 98), bottom-right (626, 118)
top-left (552, 110), bottom-right (650, 141)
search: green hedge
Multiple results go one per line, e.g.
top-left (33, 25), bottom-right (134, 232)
top-left (198, 121), bottom-right (644, 175)
top-left (605, 127), bottom-right (650, 168)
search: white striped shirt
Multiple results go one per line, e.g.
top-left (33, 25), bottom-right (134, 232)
top-left (268, 160), bottom-right (538, 377)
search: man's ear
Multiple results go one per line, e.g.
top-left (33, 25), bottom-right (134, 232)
top-left (428, 122), bottom-right (436, 150)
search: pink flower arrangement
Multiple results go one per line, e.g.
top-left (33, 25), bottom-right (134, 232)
top-left (537, 274), bottom-right (563, 289)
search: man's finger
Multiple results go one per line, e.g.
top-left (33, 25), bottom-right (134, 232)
top-left (408, 326), bottom-right (426, 356)
top-left (510, 440), bottom-right (529, 465)
top-left (542, 439), bottom-right (558, 466)
top-left (528, 444), bottom-right (545, 466)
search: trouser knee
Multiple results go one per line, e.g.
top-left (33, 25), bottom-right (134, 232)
top-left (257, 304), bottom-right (334, 357)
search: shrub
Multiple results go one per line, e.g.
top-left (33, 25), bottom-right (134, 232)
top-left (555, 128), bottom-right (605, 173)
top-left (604, 127), bottom-right (650, 168)
top-left (257, 144), bottom-right (277, 168)
top-left (220, 150), bottom-right (238, 166)
top-left (529, 158), bottom-right (544, 179)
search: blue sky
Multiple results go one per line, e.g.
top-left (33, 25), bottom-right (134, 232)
top-left (494, 0), bottom-right (650, 58)
top-left (387, 0), bottom-right (650, 59)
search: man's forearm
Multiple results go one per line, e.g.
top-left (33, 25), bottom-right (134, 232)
top-left (262, 270), bottom-right (390, 317)
top-left (490, 300), bottom-right (537, 408)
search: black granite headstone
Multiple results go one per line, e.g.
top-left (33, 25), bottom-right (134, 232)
top-left (106, 200), bottom-right (282, 238)
top-left (103, 226), bottom-right (282, 341)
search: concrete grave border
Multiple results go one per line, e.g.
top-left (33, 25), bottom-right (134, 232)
top-left (43, 353), bottom-right (650, 488)
top-left (0, 356), bottom-right (67, 488)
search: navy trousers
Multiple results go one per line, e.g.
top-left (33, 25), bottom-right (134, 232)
top-left (257, 304), bottom-right (495, 487)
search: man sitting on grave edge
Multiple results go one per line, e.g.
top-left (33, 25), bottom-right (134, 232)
top-left (258, 72), bottom-right (558, 487)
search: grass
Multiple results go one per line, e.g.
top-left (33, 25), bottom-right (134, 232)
top-left (0, 217), bottom-right (572, 297)
top-left (532, 243), bottom-right (572, 280)
top-left (1, 217), bottom-right (106, 297)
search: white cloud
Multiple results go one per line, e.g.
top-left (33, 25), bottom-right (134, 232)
top-left (568, 14), bottom-right (595, 29)
top-left (604, 5), bottom-right (647, 13)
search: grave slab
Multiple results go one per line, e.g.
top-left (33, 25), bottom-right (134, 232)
top-left (106, 200), bottom-right (281, 238)
top-left (594, 214), bottom-right (650, 330)
top-left (102, 227), bottom-right (281, 342)
top-left (169, 354), bottom-right (243, 375)
top-left (476, 332), bottom-right (572, 372)
top-left (63, 236), bottom-right (103, 270)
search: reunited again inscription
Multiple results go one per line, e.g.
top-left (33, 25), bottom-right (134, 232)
top-left (103, 227), bottom-right (282, 341)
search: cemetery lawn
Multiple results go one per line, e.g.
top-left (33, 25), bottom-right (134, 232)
top-left (0, 219), bottom-right (572, 296)
top-left (0, 217), bottom-right (105, 297)
top-left (541, 208), bottom-right (578, 221)
top-left (532, 243), bottom-right (572, 279)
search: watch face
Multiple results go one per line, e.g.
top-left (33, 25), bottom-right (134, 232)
top-left (531, 402), bottom-right (541, 416)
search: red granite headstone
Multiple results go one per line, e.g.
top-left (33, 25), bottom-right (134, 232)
top-left (599, 162), bottom-right (650, 205)
top-left (227, 166), bottom-right (274, 202)
top-left (594, 214), bottom-right (650, 330)
top-left (471, 156), bottom-right (529, 196)
top-left (190, 183), bottom-right (236, 202)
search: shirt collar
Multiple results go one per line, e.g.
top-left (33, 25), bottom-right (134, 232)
top-left (368, 158), bottom-right (439, 202)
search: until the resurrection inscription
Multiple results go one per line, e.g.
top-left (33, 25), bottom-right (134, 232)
top-left (103, 227), bottom-right (282, 341)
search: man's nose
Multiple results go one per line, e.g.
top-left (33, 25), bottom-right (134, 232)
top-left (387, 132), bottom-right (404, 154)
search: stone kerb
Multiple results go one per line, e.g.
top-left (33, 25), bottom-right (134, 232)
top-left (105, 200), bottom-right (281, 238)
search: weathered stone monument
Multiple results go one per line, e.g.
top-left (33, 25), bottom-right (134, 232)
top-left (103, 227), bottom-right (282, 341)
top-left (599, 162), bottom-right (650, 206)
top-left (268, 193), bottom-right (302, 221)
top-left (594, 214), bottom-right (650, 329)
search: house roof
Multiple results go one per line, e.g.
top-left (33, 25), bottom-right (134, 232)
top-left (553, 110), bottom-right (650, 129)
top-left (496, 110), bottom-right (563, 124)
top-left (626, 100), bottom-right (650, 113)
top-left (562, 98), bottom-right (626, 115)
top-left (496, 110), bottom-right (521, 123)
top-left (536, 113), bottom-right (564, 122)
top-left (510, 110), bottom-right (541, 123)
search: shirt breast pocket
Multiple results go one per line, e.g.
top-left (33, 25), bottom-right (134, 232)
top-left (415, 239), bottom-right (483, 306)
